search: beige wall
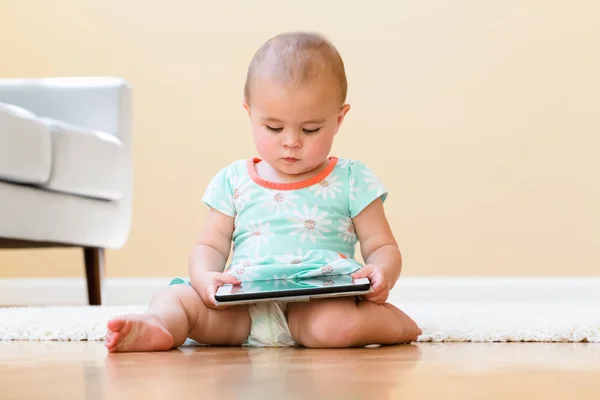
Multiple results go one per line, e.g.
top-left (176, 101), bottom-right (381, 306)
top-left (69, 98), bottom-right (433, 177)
top-left (0, 0), bottom-right (598, 278)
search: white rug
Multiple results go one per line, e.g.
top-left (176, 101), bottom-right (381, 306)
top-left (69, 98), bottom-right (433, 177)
top-left (1, 302), bottom-right (599, 342)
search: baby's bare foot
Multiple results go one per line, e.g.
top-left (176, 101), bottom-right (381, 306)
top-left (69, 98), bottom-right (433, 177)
top-left (105, 314), bottom-right (174, 353)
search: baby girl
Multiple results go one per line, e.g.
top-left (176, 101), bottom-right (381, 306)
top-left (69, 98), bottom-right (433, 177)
top-left (106, 31), bottom-right (421, 351)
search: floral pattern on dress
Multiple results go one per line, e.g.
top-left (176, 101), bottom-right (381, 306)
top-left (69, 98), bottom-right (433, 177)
top-left (289, 204), bottom-right (332, 244)
top-left (308, 174), bottom-right (343, 200)
top-left (231, 174), bottom-right (255, 211)
top-left (260, 191), bottom-right (300, 216)
top-left (337, 217), bottom-right (357, 244)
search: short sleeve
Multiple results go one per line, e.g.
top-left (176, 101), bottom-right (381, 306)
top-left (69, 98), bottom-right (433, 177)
top-left (348, 160), bottom-right (388, 218)
top-left (201, 164), bottom-right (236, 217)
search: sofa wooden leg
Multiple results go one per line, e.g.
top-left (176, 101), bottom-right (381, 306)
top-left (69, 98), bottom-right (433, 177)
top-left (83, 247), bottom-right (105, 305)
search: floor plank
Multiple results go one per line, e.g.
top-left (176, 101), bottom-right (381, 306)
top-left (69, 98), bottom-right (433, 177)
top-left (0, 342), bottom-right (599, 399)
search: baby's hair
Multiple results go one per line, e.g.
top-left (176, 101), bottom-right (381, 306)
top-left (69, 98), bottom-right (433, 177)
top-left (244, 31), bottom-right (348, 105)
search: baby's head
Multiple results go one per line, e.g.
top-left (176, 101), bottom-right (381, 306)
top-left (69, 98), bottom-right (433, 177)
top-left (243, 31), bottom-right (350, 177)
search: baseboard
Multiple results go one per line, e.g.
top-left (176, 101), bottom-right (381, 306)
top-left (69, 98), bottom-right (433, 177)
top-left (1, 277), bottom-right (600, 306)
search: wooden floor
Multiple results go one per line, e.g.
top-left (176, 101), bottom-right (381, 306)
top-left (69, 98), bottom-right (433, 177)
top-left (1, 342), bottom-right (599, 399)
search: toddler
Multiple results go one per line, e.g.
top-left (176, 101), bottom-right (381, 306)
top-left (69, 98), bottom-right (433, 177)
top-left (106, 31), bottom-right (422, 352)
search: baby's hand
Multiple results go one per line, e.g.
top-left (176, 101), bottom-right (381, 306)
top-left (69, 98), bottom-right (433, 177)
top-left (197, 271), bottom-right (241, 310)
top-left (351, 264), bottom-right (390, 304)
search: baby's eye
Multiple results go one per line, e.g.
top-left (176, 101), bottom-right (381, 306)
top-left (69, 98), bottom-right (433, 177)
top-left (266, 125), bottom-right (283, 133)
top-left (303, 128), bottom-right (321, 135)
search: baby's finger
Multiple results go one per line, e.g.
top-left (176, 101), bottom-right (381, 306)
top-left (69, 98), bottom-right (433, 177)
top-left (375, 288), bottom-right (390, 303)
top-left (368, 277), bottom-right (384, 293)
top-left (206, 285), bottom-right (217, 306)
top-left (351, 265), bottom-right (374, 279)
top-left (364, 292), bottom-right (386, 304)
top-left (217, 274), bottom-right (241, 286)
top-left (363, 292), bottom-right (382, 303)
top-left (368, 285), bottom-right (382, 297)
top-left (364, 285), bottom-right (388, 303)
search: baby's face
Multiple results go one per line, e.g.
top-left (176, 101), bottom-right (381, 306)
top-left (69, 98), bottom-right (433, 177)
top-left (245, 79), bottom-right (350, 177)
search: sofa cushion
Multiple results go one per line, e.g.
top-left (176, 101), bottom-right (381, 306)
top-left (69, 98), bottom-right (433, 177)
top-left (0, 102), bottom-right (52, 184)
top-left (39, 117), bottom-right (127, 201)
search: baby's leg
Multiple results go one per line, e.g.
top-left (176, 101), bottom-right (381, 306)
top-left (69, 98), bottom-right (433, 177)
top-left (105, 284), bottom-right (250, 352)
top-left (287, 298), bottom-right (421, 348)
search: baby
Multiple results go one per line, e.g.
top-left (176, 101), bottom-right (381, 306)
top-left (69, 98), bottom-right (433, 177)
top-left (106, 31), bottom-right (422, 352)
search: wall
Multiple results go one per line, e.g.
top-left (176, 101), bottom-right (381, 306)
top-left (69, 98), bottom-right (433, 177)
top-left (0, 0), bottom-right (598, 278)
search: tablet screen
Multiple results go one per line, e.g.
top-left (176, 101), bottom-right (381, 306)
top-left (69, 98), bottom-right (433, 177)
top-left (218, 274), bottom-right (364, 296)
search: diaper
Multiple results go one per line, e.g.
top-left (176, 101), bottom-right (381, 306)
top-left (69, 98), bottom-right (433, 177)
top-left (244, 302), bottom-right (297, 347)
top-left (168, 277), bottom-right (297, 347)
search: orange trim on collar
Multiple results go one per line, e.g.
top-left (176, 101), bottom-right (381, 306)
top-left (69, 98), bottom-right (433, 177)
top-left (247, 157), bottom-right (338, 190)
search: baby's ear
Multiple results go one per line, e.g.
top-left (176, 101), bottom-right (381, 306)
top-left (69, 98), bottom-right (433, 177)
top-left (336, 103), bottom-right (351, 129)
top-left (243, 100), bottom-right (250, 115)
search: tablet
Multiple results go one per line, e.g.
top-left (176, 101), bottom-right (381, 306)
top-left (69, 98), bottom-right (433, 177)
top-left (214, 275), bottom-right (372, 306)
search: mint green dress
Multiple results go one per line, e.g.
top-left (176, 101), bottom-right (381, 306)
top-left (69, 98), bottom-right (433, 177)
top-left (201, 157), bottom-right (388, 283)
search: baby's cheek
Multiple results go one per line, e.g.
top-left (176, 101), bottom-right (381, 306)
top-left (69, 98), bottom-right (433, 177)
top-left (308, 135), bottom-right (335, 158)
top-left (254, 134), bottom-right (277, 156)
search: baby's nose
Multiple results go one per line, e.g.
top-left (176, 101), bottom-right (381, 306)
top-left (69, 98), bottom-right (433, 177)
top-left (284, 140), bottom-right (301, 148)
top-left (282, 133), bottom-right (302, 148)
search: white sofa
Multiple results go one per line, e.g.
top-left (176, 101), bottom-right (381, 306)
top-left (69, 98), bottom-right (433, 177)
top-left (0, 77), bottom-right (133, 305)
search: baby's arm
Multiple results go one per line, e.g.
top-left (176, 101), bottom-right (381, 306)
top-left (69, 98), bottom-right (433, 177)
top-left (188, 208), bottom-right (239, 306)
top-left (351, 198), bottom-right (402, 301)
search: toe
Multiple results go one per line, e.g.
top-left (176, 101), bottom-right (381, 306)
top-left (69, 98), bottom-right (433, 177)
top-left (107, 318), bottom-right (127, 333)
top-left (105, 331), bottom-right (120, 349)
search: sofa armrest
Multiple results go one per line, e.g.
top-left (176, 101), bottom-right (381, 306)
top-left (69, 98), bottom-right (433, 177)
top-left (0, 77), bottom-right (132, 150)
